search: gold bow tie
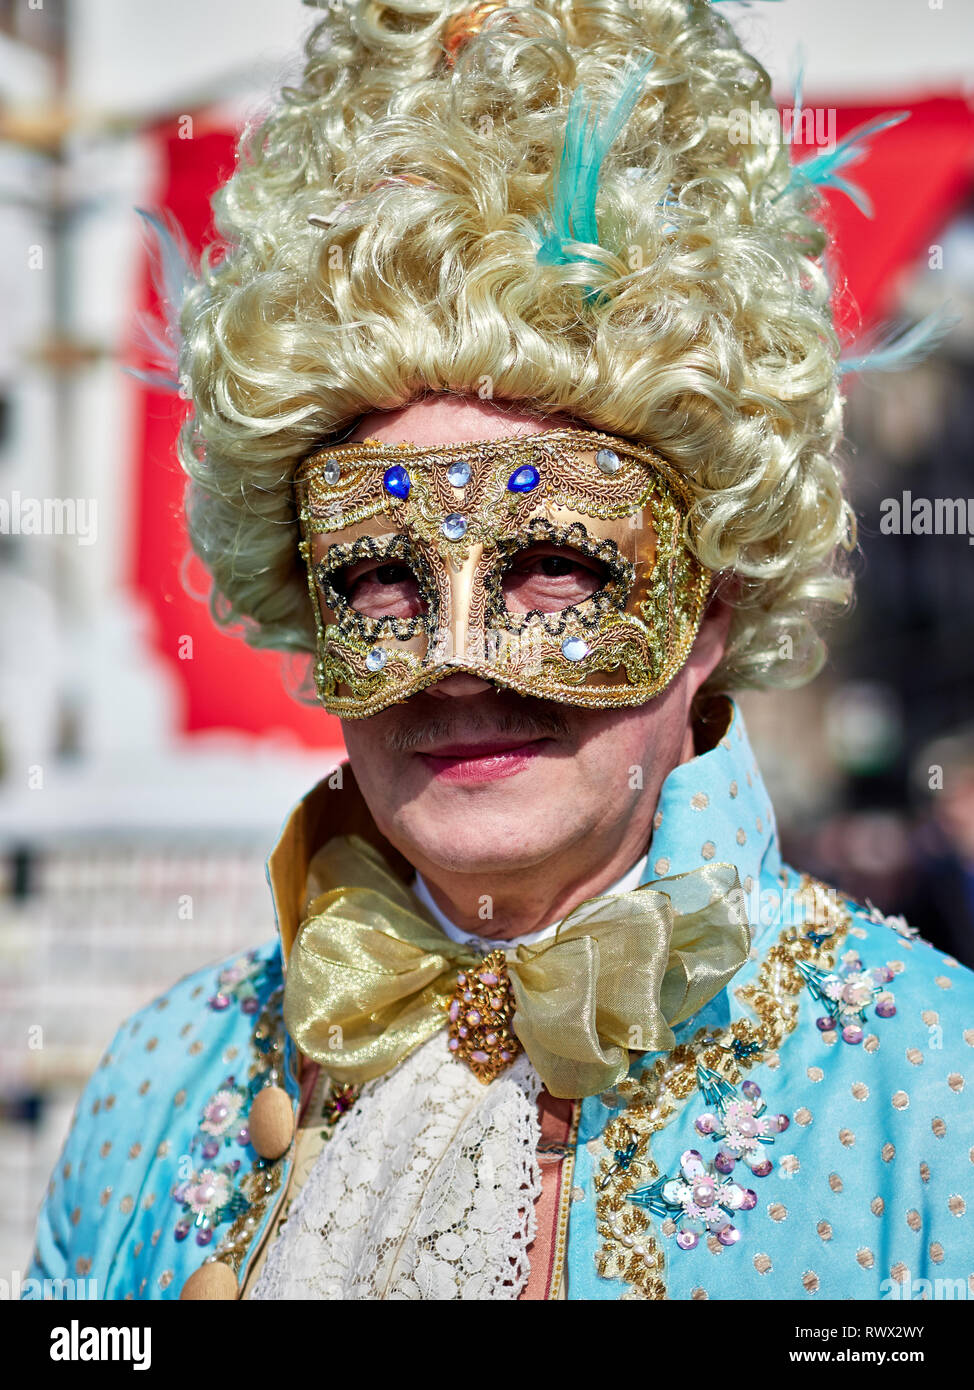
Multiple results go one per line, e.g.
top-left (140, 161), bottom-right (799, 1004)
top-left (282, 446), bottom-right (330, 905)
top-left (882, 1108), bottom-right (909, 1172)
top-left (282, 835), bottom-right (750, 1100)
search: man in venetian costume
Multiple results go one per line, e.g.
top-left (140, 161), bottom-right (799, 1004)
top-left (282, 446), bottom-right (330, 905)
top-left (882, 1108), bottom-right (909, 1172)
top-left (27, 0), bottom-right (974, 1301)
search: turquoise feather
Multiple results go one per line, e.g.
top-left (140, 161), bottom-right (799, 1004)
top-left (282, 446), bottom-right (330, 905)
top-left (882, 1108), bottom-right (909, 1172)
top-left (124, 207), bottom-right (197, 394)
top-left (536, 53), bottom-right (655, 272)
top-left (790, 51), bottom-right (805, 145)
top-left (776, 69), bottom-right (951, 379)
top-left (775, 110), bottom-right (910, 216)
top-left (839, 306), bottom-right (958, 376)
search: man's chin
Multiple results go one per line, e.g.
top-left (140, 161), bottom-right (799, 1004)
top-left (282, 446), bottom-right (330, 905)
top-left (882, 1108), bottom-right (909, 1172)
top-left (392, 794), bottom-right (578, 878)
top-left (405, 836), bottom-right (563, 879)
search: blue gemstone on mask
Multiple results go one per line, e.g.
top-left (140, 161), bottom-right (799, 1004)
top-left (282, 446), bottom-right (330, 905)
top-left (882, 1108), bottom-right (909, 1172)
top-left (447, 461), bottom-right (471, 488)
top-left (507, 465), bottom-right (540, 493)
top-left (441, 513), bottom-right (468, 540)
top-left (383, 466), bottom-right (411, 499)
top-left (561, 637), bottom-right (589, 662)
top-left (365, 647), bottom-right (388, 673)
top-left (596, 448), bottom-right (621, 475)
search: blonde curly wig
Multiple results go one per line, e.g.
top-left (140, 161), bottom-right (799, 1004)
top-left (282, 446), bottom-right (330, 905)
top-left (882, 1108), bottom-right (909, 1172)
top-left (175, 0), bottom-right (855, 697)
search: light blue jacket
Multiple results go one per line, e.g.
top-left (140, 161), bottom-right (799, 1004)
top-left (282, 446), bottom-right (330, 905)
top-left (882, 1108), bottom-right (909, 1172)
top-left (26, 702), bottom-right (974, 1300)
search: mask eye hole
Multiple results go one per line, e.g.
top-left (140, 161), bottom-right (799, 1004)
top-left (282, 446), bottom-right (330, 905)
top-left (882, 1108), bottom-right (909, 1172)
top-left (501, 544), bottom-right (608, 614)
top-left (331, 558), bottom-right (428, 620)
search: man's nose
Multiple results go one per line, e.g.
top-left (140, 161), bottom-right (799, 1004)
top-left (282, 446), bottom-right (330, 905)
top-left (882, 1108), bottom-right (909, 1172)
top-left (425, 673), bottom-right (495, 698)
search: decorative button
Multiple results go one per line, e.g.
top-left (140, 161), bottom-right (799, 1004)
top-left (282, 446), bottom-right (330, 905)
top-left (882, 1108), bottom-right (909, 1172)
top-left (447, 460), bottom-right (471, 488)
top-left (561, 636), bottom-right (590, 662)
top-left (179, 1260), bottom-right (239, 1300)
top-left (383, 465), bottom-right (411, 499)
top-left (441, 513), bottom-right (468, 541)
top-left (507, 465), bottom-right (540, 493)
top-left (248, 1085), bottom-right (294, 1160)
top-left (596, 448), bottom-right (621, 474)
top-left (365, 647), bottom-right (387, 673)
top-left (322, 458), bottom-right (341, 485)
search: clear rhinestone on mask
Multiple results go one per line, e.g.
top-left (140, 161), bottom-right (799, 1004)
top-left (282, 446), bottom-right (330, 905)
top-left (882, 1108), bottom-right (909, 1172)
top-left (562, 637), bottom-right (590, 662)
top-left (441, 513), bottom-right (468, 541)
top-left (596, 448), bottom-right (621, 475)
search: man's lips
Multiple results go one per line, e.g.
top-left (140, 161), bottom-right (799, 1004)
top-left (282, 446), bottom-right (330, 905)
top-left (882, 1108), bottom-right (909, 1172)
top-left (417, 739), bottom-right (545, 758)
top-left (415, 737), bottom-right (550, 782)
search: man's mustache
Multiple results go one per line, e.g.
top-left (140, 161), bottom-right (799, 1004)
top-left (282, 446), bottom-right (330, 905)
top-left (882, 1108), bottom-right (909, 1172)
top-left (383, 694), bottom-right (572, 754)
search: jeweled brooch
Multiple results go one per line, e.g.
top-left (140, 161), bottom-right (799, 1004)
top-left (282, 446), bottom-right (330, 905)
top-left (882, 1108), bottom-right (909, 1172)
top-left (444, 949), bottom-right (522, 1083)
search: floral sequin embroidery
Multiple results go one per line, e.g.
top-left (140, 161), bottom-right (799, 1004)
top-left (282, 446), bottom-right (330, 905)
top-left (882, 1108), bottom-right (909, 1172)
top-left (798, 949), bottom-right (897, 1045)
top-left (170, 1075), bottom-right (255, 1245)
top-left (172, 1162), bottom-right (248, 1246)
top-left (692, 1067), bottom-right (790, 1178)
top-left (594, 875), bottom-right (853, 1296)
top-left (208, 952), bottom-right (265, 1014)
top-left (628, 1149), bottom-right (757, 1250)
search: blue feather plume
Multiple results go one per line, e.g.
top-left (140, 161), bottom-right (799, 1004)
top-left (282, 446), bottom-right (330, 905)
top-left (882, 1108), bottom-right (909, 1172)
top-left (536, 52), bottom-right (655, 274)
top-left (775, 110), bottom-right (910, 216)
top-left (839, 306), bottom-right (958, 376)
top-left (789, 49), bottom-right (805, 147)
top-left (124, 207), bottom-right (198, 395)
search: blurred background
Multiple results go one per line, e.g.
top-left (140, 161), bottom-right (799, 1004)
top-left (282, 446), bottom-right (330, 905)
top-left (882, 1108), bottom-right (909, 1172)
top-left (1, 0), bottom-right (973, 1277)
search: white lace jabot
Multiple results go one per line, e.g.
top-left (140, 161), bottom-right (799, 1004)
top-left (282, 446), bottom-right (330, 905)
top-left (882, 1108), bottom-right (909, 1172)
top-left (251, 849), bottom-right (647, 1300)
top-left (250, 1032), bottom-right (543, 1300)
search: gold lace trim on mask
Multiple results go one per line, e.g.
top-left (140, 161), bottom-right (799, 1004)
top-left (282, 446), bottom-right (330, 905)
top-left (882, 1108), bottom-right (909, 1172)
top-left (295, 427), bottom-right (712, 716)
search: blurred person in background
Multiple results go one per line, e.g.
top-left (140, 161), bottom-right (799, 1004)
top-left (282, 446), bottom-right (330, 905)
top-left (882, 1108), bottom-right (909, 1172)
top-left (902, 727), bottom-right (974, 966)
top-left (24, 0), bottom-right (974, 1302)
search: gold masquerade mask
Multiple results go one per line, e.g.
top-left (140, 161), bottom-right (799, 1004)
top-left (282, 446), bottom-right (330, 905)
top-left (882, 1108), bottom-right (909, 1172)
top-left (295, 427), bottom-right (711, 718)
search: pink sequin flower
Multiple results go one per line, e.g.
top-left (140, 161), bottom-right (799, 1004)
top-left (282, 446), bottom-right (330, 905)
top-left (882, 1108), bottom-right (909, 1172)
top-left (199, 1088), bottom-right (245, 1138)
top-left (628, 1149), bottom-right (757, 1250)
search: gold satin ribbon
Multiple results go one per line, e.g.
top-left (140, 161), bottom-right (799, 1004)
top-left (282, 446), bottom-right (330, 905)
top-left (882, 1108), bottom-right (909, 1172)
top-left (283, 835), bottom-right (750, 1100)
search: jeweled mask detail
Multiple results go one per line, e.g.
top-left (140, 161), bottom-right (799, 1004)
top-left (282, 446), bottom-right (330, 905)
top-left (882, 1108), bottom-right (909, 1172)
top-left (295, 428), bottom-right (711, 718)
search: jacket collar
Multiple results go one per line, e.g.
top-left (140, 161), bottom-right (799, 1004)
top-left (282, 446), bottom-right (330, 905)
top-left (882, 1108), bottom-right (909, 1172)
top-left (266, 696), bottom-right (783, 963)
top-left (265, 761), bottom-right (414, 964)
top-left (637, 696), bottom-right (782, 941)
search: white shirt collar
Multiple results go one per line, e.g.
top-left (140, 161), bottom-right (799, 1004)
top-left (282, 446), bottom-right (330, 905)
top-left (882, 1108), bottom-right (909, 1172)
top-left (411, 849), bottom-right (650, 952)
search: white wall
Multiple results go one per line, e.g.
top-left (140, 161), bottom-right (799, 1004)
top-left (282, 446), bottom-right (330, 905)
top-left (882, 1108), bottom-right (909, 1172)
top-left (66, 0), bottom-right (974, 112)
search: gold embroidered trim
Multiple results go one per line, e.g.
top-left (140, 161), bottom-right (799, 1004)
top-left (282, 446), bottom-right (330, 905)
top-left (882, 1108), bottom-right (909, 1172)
top-left (594, 876), bottom-right (851, 1299)
top-left (202, 984), bottom-right (295, 1281)
top-left (296, 428), bottom-right (697, 517)
top-left (549, 1100), bottom-right (581, 1301)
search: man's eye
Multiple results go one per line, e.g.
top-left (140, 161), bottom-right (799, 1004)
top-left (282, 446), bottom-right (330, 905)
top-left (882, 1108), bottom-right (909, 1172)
top-left (331, 559), bottom-right (427, 621)
top-left (534, 555), bottom-right (581, 578)
top-left (502, 546), bottom-right (607, 614)
top-left (374, 563), bottom-right (413, 585)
